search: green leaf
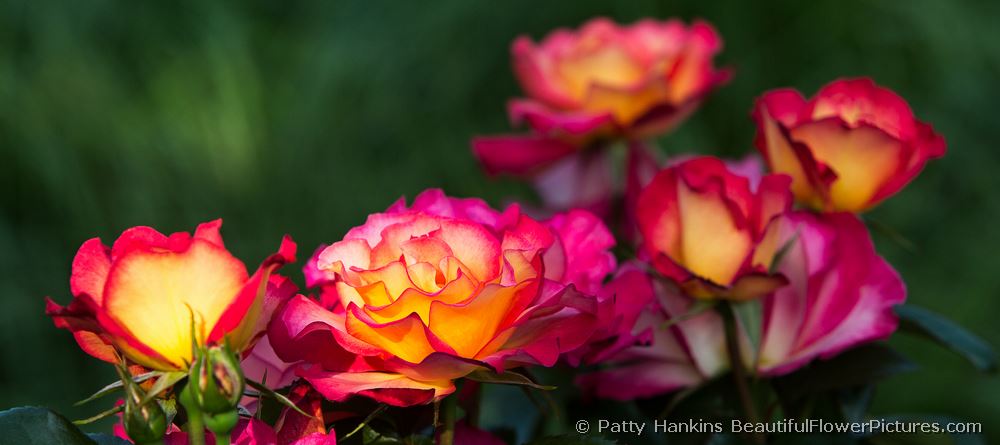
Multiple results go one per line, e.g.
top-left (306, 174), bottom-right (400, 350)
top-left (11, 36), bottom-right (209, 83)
top-left (660, 299), bottom-right (716, 330)
top-left (340, 405), bottom-right (387, 441)
top-left (526, 434), bottom-right (618, 445)
top-left (895, 304), bottom-right (998, 373)
top-left (730, 300), bottom-right (762, 364)
top-left (768, 230), bottom-right (801, 274)
top-left (140, 371), bottom-right (187, 405)
top-left (0, 406), bottom-right (99, 444)
top-left (87, 434), bottom-right (132, 445)
top-left (837, 385), bottom-right (874, 424)
top-left (75, 371), bottom-right (159, 406)
top-left (246, 379), bottom-right (312, 417)
top-left (361, 424), bottom-right (401, 445)
top-left (773, 344), bottom-right (917, 402)
top-left (73, 404), bottom-right (124, 425)
top-left (466, 370), bottom-right (555, 390)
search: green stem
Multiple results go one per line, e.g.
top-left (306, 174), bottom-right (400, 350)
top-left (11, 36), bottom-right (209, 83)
top-left (439, 393), bottom-right (458, 445)
top-left (467, 385), bottom-right (481, 428)
top-left (213, 432), bottom-right (232, 445)
top-left (179, 385), bottom-right (207, 445)
top-left (721, 303), bottom-right (765, 445)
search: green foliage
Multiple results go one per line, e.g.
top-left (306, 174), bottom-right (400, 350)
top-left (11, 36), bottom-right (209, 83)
top-left (467, 370), bottom-right (557, 390)
top-left (773, 344), bottom-right (918, 405)
top-left (895, 304), bottom-right (997, 372)
top-left (0, 406), bottom-right (113, 445)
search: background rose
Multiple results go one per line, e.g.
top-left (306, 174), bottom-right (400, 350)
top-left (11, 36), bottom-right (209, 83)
top-left (271, 189), bottom-right (615, 406)
top-left (755, 211), bottom-right (905, 375)
top-left (752, 77), bottom-right (946, 212)
top-left (636, 156), bottom-right (791, 300)
top-left (46, 220), bottom-right (296, 371)
top-left (472, 18), bottom-right (730, 214)
top-left (576, 269), bottom-right (726, 401)
top-left (581, 211), bottom-right (906, 399)
top-left (474, 18), bottom-right (730, 173)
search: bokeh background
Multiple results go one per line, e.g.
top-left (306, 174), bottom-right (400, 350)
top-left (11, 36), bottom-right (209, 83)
top-left (2, 0), bottom-right (998, 440)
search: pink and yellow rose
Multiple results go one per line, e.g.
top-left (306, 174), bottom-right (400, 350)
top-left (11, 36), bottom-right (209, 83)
top-left (636, 156), bottom-right (792, 300)
top-left (580, 211), bottom-right (905, 399)
top-left (270, 189), bottom-right (616, 406)
top-left (474, 18), bottom-right (730, 174)
top-left (752, 78), bottom-right (946, 212)
top-left (46, 220), bottom-right (297, 371)
top-left (472, 18), bottom-right (730, 213)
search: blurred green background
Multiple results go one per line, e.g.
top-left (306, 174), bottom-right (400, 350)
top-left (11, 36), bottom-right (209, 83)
top-left (1, 0), bottom-right (998, 440)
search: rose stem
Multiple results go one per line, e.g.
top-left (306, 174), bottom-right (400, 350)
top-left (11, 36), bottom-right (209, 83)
top-left (439, 392), bottom-right (458, 445)
top-left (721, 302), bottom-right (765, 445)
top-left (179, 384), bottom-right (207, 445)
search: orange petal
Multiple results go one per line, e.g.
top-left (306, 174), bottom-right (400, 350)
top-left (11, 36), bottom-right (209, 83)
top-left (346, 308), bottom-right (436, 364)
top-left (427, 282), bottom-right (525, 358)
top-left (355, 261), bottom-right (417, 302)
top-left (364, 272), bottom-right (477, 324)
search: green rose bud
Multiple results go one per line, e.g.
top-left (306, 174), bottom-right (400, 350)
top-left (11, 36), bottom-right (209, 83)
top-left (189, 344), bottom-right (245, 415)
top-left (123, 383), bottom-right (167, 444)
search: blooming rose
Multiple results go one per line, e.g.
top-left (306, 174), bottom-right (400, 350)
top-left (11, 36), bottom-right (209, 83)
top-left (580, 211), bottom-right (905, 399)
top-left (636, 156), bottom-right (792, 300)
top-left (270, 189), bottom-right (615, 406)
top-left (472, 18), bottom-right (729, 212)
top-left (46, 220), bottom-right (296, 371)
top-left (752, 78), bottom-right (946, 212)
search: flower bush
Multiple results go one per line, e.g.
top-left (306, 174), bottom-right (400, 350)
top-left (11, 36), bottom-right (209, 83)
top-left (15, 13), bottom-right (992, 445)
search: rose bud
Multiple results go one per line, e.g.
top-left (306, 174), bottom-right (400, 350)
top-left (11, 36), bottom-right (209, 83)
top-left (120, 374), bottom-right (168, 444)
top-left (752, 77), bottom-right (946, 212)
top-left (636, 156), bottom-right (792, 300)
top-left (189, 344), bottom-right (245, 415)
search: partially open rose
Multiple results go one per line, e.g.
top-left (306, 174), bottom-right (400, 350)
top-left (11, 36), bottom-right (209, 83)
top-left (636, 156), bottom-right (792, 300)
top-left (580, 211), bottom-right (905, 399)
top-left (752, 78), bottom-right (946, 212)
top-left (46, 220), bottom-right (296, 371)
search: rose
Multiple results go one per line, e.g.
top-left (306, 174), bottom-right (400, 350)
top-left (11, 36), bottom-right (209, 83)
top-left (752, 77), bottom-right (946, 212)
top-left (576, 268), bottom-right (726, 400)
top-left (753, 212), bottom-right (905, 374)
top-left (636, 156), bottom-right (792, 300)
top-left (270, 189), bottom-right (615, 406)
top-left (580, 211), bottom-right (905, 399)
top-left (473, 17), bottom-right (730, 174)
top-left (46, 220), bottom-right (296, 371)
top-left (472, 18), bottom-right (729, 212)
